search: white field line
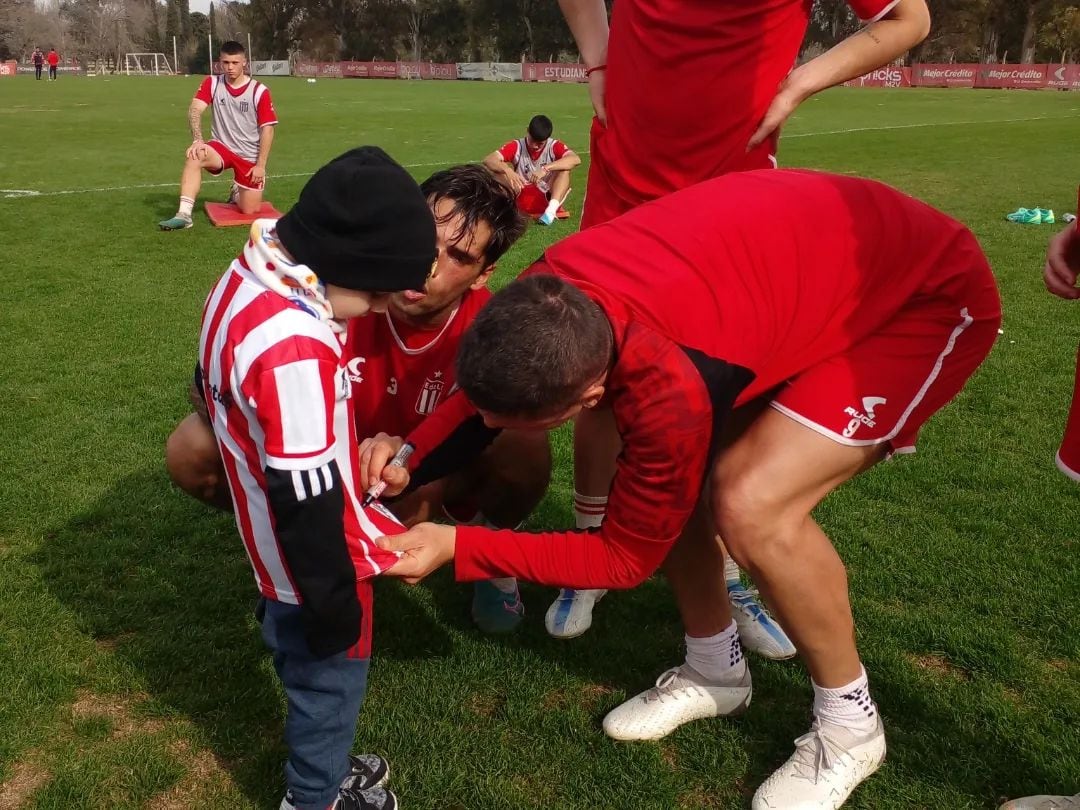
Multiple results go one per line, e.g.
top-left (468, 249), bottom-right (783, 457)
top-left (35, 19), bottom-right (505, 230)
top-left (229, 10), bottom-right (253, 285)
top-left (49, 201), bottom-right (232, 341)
top-left (2, 114), bottom-right (1069, 200)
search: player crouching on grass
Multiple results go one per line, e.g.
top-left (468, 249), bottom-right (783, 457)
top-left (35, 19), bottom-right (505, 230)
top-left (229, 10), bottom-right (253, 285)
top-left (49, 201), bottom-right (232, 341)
top-left (160, 40), bottom-right (277, 231)
top-left (484, 115), bottom-right (580, 226)
top-left (364, 169), bottom-right (1002, 810)
top-left (168, 164), bottom-right (551, 634)
top-left (196, 146), bottom-right (434, 810)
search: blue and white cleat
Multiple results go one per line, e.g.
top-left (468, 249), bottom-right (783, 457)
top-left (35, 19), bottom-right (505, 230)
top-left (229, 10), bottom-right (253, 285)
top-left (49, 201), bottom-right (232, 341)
top-left (544, 588), bottom-right (607, 639)
top-left (728, 581), bottom-right (797, 660)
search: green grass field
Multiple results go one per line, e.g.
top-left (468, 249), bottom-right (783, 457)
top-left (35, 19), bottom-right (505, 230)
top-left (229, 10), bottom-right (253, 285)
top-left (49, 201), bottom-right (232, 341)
top-left (0, 75), bottom-right (1078, 809)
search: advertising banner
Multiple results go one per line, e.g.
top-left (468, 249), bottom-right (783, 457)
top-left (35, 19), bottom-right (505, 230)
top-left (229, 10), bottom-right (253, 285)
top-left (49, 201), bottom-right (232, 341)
top-left (251, 60), bottom-right (290, 76)
top-left (457, 62), bottom-right (522, 81)
top-left (843, 66), bottom-right (912, 87)
top-left (1046, 64), bottom-right (1080, 89)
top-left (975, 64), bottom-right (1049, 89)
top-left (523, 62), bottom-right (587, 83)
top-left (911, 63), bottom-right (978, 87)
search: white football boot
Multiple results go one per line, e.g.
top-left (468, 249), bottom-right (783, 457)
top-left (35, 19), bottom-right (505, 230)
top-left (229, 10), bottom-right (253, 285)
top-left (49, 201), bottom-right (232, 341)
top-left (752, 716), bottom-right (886, 809)
top-left (1000, 796), bottom-right (1080, 810)
top-left (602, 663), bottom-right (752, 741)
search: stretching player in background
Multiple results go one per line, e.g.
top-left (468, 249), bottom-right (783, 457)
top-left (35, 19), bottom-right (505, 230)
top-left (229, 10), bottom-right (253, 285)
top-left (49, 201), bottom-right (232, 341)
top-left (159, 40), bottom-right (277, 231)
top-left (549, 0), bottom-right (932, 646)
top-left (166, 164), bottom-right (549, 634)
top-left (484, 115), bottom-right (580, 225)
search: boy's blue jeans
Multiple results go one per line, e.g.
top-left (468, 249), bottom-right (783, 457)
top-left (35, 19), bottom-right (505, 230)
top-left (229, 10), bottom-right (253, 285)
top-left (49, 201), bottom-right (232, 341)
top-left (259, 598), bottom-right (370, 810)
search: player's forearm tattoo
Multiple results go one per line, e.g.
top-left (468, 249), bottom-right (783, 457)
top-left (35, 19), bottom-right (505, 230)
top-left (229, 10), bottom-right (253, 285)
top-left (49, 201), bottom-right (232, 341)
top-left (189, 105), bottom-right (203, 140)
top-left (863, 27), bottom-right (882, 45)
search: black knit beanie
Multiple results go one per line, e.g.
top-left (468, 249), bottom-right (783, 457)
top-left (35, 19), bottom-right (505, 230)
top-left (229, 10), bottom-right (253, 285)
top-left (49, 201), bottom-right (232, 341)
top-left (276, 146), bottom-right (436, 292)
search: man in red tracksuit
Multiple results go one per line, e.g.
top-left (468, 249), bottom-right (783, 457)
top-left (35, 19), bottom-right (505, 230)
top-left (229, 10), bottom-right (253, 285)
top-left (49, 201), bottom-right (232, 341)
top-left (363, 169), bottom-right (1001, 810)
top-left (46, 47), bottom-right (59, 80)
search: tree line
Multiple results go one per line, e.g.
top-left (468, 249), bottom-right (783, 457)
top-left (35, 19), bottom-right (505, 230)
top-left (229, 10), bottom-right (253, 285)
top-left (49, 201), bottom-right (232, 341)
top-left (1, 0), bottom-right (1078, 71)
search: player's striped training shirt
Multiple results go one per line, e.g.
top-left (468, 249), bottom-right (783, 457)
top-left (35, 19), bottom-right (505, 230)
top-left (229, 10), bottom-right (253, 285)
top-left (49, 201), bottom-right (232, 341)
top-left (195, 76), bottom-right (277, 162)
top-left (198, 257), bottom-right (401, 604)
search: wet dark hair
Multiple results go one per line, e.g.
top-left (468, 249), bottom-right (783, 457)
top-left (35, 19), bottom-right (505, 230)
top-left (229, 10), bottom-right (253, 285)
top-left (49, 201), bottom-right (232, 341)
top-left (420, 164), bottom-right (526, 266)
top-left (457, 274), bottom-right (613, 418)
top-left (528, 115), bottom-right (553, 142)
top-left (220, 40), bottom-right (245, 56)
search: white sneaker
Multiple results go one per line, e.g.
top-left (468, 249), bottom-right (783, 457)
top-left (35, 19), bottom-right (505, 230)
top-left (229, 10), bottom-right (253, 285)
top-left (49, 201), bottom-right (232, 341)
top-left (752, 716), bottom-right (886, 809)
top-left (729, 581), bottom-right (797, 660)
top-left (602, 663), bottom-right (752, 741)
top-left (544, 588), bottom-right (606, 639)
top-left (1000, 796), bottom-right (1080, 810)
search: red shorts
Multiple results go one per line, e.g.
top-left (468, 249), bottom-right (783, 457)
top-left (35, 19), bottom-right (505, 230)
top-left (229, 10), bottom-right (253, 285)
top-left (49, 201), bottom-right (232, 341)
top-left (1055, 344), bottom-right (1080, 481)
top-left (206, 140), bottom-right (263, 191)
top-left (516, 183), bottom-right (549, 216)
top-left (770, 265), bottom-right (1002, 455)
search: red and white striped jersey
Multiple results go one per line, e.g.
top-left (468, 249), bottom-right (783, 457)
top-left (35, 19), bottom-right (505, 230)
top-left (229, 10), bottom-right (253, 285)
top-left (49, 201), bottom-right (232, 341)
top-left (199, 259), bottom-right (401, 604)
top-left (195, 75), bottom-right (277, 162)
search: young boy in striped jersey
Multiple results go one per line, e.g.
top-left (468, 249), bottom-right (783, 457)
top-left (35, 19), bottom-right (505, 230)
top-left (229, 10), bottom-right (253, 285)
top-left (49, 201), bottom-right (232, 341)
top-left (197, 146), bottom-right (435, 810)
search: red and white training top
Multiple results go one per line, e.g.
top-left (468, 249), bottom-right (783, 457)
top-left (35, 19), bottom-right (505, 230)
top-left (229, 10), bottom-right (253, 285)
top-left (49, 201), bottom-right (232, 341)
top-left (195, 75), bottom-right (278, 162)
top-left (498, 138), bottom-right (570, 192)
top-left (199, 258), bottom-right (400, 604)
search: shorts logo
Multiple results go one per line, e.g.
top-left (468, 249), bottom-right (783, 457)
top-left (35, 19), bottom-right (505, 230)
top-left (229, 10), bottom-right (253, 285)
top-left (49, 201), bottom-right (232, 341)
top-left (842, 396), bottom-right (887, 438)
top-left (346, 356), bottom-right (365, 384)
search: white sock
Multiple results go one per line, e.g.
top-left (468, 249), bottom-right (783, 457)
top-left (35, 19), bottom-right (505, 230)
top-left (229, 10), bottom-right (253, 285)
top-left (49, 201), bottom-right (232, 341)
top-left (573, 491), bottom-right (607, 530)
top-left (724, 555), bottom-right (742, 586)
top-left (813, 667), bottom-right (878, 733)
top-left (177, 196), bottom-right (194, 218)
top-left (544, 197), bottom-right (560, 218)
top-left (684, 620), bottom-right (745, 683)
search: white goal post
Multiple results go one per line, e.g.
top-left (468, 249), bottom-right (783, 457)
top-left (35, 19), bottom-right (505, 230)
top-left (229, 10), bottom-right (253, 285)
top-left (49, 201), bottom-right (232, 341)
top-left (123, 53), bottom-right (175, 76)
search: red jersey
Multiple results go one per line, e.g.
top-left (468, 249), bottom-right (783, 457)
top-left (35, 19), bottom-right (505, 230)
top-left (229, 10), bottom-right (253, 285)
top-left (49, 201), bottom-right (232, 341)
top-left (345, 289), bottom-right (491, 438)
top-left (594, 0), bottom-right (896, 209)
top-left (46, 50), bottom-right (59, 66)
top-left (406, 169), bottom-right (998, 589)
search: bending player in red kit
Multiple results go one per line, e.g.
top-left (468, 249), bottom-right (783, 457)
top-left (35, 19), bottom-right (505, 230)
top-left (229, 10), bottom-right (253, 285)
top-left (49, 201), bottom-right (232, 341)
top-left (367, 169), bottom-right (1001, 810)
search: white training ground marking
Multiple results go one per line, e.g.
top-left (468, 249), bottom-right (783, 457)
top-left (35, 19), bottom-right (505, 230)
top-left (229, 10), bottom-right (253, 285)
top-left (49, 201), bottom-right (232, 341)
top-left (3, 114), bottom-right (1067, 200)
top-left (784, 114), bottom-right (1066, 139)
top-left (0, 159), bottom-right (453, 199)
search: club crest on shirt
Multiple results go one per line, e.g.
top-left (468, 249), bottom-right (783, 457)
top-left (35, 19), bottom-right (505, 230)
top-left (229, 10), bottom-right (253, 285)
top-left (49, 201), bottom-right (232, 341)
top-left (415, 370), bottom-right (444, 415)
